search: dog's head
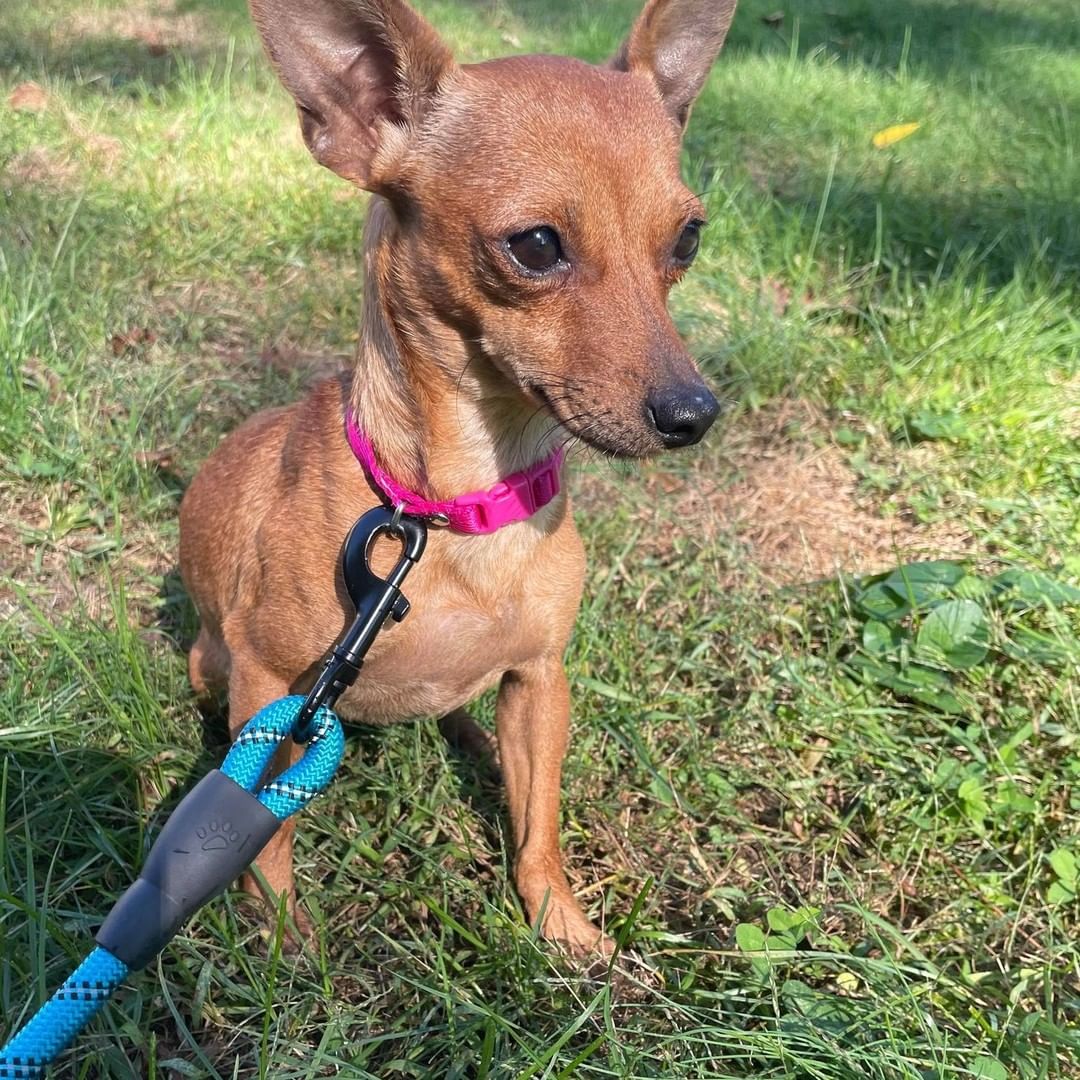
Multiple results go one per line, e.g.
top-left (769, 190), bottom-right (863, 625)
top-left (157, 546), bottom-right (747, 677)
top-left (250, 0), bottom-right (736, 457)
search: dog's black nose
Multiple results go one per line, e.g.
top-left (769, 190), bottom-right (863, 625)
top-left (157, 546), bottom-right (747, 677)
top-left (646, 384), bottom-right (721, 447)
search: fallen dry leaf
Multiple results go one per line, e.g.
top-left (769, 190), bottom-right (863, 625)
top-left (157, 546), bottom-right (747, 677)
top-left (134, 447), bottom-right (176, 470)
top-left (8, 82), bottom-right (50, 113)
top-left (110, 327), bottom-right (157, 355)
top-left (872, 122), bottom-right (921, 149)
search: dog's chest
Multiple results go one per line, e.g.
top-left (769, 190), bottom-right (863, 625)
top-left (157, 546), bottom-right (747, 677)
top-left (330, 569), bottom-right (561, 724)
top-left (277, 504), bottom-right (584, 725)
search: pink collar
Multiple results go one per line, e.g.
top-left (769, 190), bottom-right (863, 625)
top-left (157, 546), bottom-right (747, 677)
top-left (345, 410), bottom-right (565, 535)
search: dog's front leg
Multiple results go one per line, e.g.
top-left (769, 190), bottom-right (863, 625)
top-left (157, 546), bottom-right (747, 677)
top-left (496, 661), bottom-right (613, 957)
top-left (226, 654), bottom-right (311, 945)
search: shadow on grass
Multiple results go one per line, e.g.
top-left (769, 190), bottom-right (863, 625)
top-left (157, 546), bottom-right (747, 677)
top-left (0, 35), bottom-right (230, 94)
top-left (767, 169), bottom-right (1080, 288)
top-left (456, 0), bottom-right (1080, 66)
top-left (5, 0), bottom-right (1076, 99)
top-left (0, 0), bottom-right (262, 96)
top-left (449, 0), bottom-right (1080, 288)
top-left (3, 0), bottom-right (1077, 293)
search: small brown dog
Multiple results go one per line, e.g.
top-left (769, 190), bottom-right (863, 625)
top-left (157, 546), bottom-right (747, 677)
top-left (179, 0), bottom-right (736, 956)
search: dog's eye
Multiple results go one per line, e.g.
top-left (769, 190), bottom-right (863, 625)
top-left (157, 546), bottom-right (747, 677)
top-left (673, 220), bottom-right (703, 264)
top-left (507, 227), bottom-right (564, 273)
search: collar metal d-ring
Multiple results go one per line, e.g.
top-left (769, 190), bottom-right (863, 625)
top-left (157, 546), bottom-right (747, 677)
top-left (390, 501), bottom-right (405, 535)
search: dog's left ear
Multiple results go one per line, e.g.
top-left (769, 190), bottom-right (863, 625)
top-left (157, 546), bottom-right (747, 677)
top-left (611, 0), bottom-right (737, 129)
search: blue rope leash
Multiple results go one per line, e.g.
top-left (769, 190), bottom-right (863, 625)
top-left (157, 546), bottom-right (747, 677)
top-left (0, 949), bottom-right (128, 1080)
top-left (221, 697), bottom-right (344, 818)
top-left (3, 506), bottom-right (427, 1078)
top-left (0, 697), bottom-right (345, 1080)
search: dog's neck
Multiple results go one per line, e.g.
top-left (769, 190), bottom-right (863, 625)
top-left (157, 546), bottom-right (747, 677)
top-left (348, 198), bottom-right (558, 501)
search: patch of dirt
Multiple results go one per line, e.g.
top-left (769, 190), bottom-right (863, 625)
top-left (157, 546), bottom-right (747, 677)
top-left (575, 399), bottom-right (970, 586)
top-left (58, 0), bottom-right (212, 56)
top-left (0, 330), bottom-right (348, 632)
top-left (1056, 372), bottom-right (1080, 438)
top-left (571, 778), bottom-right (920, 958)
top-left (4, 76), bottom-right (124, 182)
top-left (0, 458), bottom-right (176, 635)
top-left (8, 82), bottom-right (50, 113)
top-left (1, 146), bottom-right (78, 190)
top-left (252, 343), bottom-right (349, 380)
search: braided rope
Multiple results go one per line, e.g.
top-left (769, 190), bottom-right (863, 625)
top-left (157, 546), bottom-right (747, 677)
top-left (0, 947), bottom-right (127, 1079)
top-left (1, 698), bottom-right (345, 1078)
top-left (220, 696), bottom-right (345, 819)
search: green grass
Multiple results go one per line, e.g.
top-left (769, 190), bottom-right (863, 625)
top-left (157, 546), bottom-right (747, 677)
top-left (2, 0), bottom-right (1080, 1075)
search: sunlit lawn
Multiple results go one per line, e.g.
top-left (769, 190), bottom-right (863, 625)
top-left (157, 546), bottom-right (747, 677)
top-left (2, 0), bottom-right (1079, 1075)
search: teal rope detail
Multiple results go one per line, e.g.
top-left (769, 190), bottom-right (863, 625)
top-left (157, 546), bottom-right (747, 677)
top-left (0, 947), bottom-right (128, 1079)
top-left (221, 696), bottom-right (345, 820)
top-left (1, 697), bottom-right (345, 1076)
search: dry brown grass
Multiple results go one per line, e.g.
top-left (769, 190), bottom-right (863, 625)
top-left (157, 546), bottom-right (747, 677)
top-left (575, 399), bottom-right (971, 587)
top-left (57, 0), bottom-right (213, 56)
top-left (1, 146), bottom-right (78, 190)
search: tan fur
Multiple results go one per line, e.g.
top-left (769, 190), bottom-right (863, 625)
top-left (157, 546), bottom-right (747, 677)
top-left (180, 0), bottom-right (736, 956)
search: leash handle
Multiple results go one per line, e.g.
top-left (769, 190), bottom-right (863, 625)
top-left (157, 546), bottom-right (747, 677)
top-left (94, 700), bottom-right (344, 971)
top-left (3, 504), bottom-right (425, 1074)
top-left (1, 700), bottom-right (346, 1075)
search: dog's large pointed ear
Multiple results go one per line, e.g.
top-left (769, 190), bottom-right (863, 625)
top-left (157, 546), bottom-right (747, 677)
top-left (611, 0), bottom-right (737, 129)
top-left (249, 0), bottom-right (455, 188)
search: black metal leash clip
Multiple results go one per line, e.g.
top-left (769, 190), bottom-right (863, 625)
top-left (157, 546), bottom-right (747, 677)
top-left (292, 505), bottom-right (428, 743)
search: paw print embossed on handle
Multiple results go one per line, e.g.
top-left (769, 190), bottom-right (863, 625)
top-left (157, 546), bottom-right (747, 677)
top-left (196, 819), bottom-right (243, 852)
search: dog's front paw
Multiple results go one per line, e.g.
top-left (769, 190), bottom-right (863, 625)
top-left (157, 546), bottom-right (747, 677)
top-left (519, 874), bottom-right (614, 959)
top-left (540, 898), bottom-right (616, 960)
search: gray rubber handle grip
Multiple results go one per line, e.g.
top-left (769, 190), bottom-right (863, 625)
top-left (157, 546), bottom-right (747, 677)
top-left (96, 770), bottom-right (280, 969)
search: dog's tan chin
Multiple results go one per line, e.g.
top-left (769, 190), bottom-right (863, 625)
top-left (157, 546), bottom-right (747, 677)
top-left (571, 427), bottom-right (661, 460)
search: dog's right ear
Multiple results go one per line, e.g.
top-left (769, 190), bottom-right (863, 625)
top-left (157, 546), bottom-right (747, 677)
top-left (249, 0), bottom-right (454, 188)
